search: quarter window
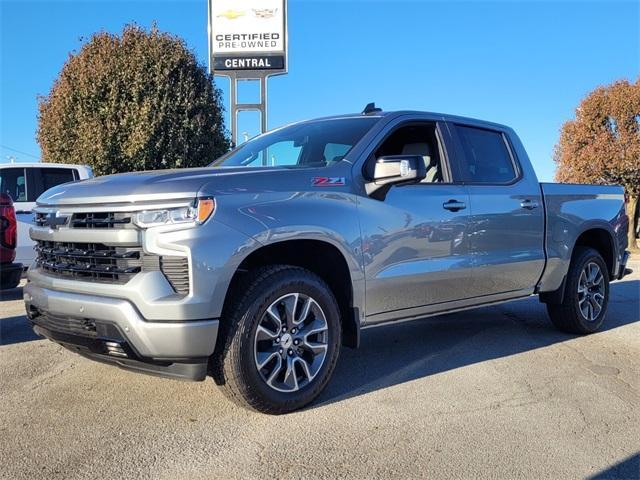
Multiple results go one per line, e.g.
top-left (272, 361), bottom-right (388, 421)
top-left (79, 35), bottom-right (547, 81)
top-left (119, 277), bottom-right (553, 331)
top-left (455, 126), bottom-right (517, 184)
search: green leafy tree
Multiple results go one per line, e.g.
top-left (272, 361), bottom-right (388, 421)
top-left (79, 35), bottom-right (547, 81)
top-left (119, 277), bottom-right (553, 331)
top-left (555, 79), bottom-right (640, 251)
top-left (37, 24), bottom-right (229, 176)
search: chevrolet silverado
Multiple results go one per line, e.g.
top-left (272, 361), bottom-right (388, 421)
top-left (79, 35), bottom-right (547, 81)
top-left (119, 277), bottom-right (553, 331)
top-left (24, 109), bottom-right (630, 413)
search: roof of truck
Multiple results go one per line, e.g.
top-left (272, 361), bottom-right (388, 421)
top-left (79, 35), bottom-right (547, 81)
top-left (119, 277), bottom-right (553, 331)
top-left (305, 110), bottom-right (513, 132)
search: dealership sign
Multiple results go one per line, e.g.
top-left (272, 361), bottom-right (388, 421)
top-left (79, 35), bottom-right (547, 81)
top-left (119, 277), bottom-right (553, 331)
top-left (208, 0), bottom-right (288, 73)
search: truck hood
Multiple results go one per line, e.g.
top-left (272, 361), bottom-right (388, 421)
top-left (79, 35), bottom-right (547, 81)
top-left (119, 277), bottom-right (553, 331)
top-left (37, 166), bottom-right (297, 206)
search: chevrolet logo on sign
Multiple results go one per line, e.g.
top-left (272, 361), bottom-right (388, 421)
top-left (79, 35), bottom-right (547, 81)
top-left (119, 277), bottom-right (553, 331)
top-left (217, 9), bottom-right (245, 20)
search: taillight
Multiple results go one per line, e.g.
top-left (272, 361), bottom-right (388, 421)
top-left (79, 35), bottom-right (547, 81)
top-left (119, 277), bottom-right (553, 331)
top-left (0, 193), bottom-right (17, 250)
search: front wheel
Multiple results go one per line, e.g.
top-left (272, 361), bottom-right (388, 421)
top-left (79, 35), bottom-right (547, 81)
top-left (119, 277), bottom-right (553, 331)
top-left (547, 247), bottom-right (610, 334)
top-left (212, 265), bottom-right (341, 414)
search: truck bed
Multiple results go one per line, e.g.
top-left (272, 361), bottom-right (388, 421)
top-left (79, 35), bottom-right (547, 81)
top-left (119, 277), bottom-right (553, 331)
top-left (538, 182), bottom-right (627, 293)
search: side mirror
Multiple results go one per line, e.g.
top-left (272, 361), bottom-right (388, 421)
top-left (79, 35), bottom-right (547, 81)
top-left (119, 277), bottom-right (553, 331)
top-left (366, 155), bottom-right (426, 198)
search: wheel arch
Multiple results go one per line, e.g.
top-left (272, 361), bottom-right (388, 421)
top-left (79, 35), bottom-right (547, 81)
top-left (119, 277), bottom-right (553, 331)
top-left (540, 226), bottom-right (617, 305)
top-left (221, 238), bottom-right (361, 349)
top-left (572, 227), bottom-right (616, 279)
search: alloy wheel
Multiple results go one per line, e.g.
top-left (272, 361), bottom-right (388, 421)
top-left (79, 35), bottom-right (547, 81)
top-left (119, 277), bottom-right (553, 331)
top-left (577, 262), bottom-right (605, 321)
top-left (253, 293), bottom-right (329, 392)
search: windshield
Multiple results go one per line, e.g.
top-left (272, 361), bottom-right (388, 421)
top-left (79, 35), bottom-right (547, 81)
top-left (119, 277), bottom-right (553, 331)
top-left (212, 117), bottom-right (378, 168)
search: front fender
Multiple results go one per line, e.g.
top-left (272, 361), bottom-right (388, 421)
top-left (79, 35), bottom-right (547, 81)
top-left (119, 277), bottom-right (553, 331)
top-left (206, 190), bottom-right (365, 320)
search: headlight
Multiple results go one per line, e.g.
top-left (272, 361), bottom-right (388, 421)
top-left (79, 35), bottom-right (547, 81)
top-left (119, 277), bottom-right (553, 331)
top-left (133, 198), bottom-right (215, 228)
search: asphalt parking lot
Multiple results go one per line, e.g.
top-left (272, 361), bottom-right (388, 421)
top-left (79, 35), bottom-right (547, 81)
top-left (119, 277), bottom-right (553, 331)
top-left (1, 259), bottom-right (638, 480)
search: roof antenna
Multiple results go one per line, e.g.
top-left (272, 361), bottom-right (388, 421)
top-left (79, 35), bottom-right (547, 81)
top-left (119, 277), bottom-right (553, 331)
top-left (362, 102), bottom-right (382, 115)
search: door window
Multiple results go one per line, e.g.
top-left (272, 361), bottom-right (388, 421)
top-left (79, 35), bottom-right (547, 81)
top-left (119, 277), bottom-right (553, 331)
top-left (455, 126), bottom-right (517, 184)
top-left (0, 168), bottom-right (27, 202)
top-left (370, 123), bottom-right (446, 183)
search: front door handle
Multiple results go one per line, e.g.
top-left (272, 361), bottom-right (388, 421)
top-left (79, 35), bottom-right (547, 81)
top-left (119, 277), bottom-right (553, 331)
top-left (443, 200), bottom-right (466, 212)
top-left (520, 199), bottom-right (539, 210)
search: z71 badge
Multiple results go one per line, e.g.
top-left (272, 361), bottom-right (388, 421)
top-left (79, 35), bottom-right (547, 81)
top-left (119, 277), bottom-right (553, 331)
top-left (311, 177), bottom-right (346, 187)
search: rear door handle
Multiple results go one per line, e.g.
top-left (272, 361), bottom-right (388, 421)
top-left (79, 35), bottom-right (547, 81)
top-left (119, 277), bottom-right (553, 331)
top-left (443, 200), bottom-right (466, 212)
top-left (520, 199), bottom-right (539, 210)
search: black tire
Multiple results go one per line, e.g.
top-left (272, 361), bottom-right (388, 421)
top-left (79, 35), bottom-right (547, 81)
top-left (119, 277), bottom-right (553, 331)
top-left (211, 265), bottom-right (341, 414)
top-left (547, 247), bottom-right (610, 334)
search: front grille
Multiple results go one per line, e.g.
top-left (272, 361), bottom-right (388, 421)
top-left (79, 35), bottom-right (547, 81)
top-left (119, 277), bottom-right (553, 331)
top-left (35, 211), bottom-right (132, 229)
top-left (34, 207), bottom-right (191, 294)
top-left (160, 256), bottom-right (190, 295)
top-left (35, 241), bottom-right (142, 283)
top-left (71, 212), bottom-right (132, 229)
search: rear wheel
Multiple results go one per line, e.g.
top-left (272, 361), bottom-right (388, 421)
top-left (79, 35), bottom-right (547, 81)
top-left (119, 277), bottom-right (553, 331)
top-left (212, 265), bottom-right (341, 414)
top-left (547, 247), bottom-right (610, 334)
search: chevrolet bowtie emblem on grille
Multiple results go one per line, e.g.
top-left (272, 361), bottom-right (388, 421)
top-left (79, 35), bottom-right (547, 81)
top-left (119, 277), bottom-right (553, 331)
top-left (217, 9), bottom-right (245, 20)
top-left (42, 211), bottom-right (69, 229)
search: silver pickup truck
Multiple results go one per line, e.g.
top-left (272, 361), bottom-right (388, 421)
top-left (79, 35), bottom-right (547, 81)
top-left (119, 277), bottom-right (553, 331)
top-left (24, 109), bottom-right (630, 413)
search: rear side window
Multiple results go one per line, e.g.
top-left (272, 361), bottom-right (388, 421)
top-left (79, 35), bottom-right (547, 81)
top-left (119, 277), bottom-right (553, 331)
top-left (455, 126), bottom-right (517, 184)
top-left (0, 168), bottom-right (27, 202)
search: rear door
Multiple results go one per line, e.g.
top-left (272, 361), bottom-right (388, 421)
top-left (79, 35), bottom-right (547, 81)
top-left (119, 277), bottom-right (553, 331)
top-left (448, 123), bottom-right (545, 297)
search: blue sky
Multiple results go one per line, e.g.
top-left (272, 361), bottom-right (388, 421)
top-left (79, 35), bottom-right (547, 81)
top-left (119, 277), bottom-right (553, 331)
top-left (0, 0), bottom-right (638, 181)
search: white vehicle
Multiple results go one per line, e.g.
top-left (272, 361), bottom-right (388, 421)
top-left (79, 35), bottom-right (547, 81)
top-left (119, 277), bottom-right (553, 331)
top-left (0, 163), bottom-right (93, 267)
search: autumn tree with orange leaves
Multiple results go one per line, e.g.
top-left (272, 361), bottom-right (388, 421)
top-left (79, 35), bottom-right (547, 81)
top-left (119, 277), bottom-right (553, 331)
top-left (555, 79), bottom-right (640, 251)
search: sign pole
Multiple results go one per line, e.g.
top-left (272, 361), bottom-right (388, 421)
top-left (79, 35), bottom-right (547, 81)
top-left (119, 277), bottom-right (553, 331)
top-left (208, 0), bottom-right (287, 146)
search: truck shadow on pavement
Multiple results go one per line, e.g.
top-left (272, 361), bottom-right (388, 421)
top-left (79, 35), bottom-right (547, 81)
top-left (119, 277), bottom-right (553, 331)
top-left (0, 284), bottom-right (24, 302)
top-left (0, 315), bottom-right (38, 346)
top-left (588, 452), bottom-right (640, 480)
top-left (0, 285), bottom-right (39, 346)
top-left (316, 279), bottom-right (639, 408)
top-left (1, 279), bottom-right (638, 401)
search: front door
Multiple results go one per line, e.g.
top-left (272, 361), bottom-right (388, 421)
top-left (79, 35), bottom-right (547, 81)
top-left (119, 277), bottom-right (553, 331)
top-left (358, 121), bottom-right (475, 323)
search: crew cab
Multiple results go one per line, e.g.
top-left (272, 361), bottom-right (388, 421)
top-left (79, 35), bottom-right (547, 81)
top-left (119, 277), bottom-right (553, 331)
top-left (24, 109), bottom-right (630, 413)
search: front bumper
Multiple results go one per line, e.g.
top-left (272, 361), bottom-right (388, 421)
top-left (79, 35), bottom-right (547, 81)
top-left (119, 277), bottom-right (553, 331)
top-left (24, 283), bottom-right (219, 381)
